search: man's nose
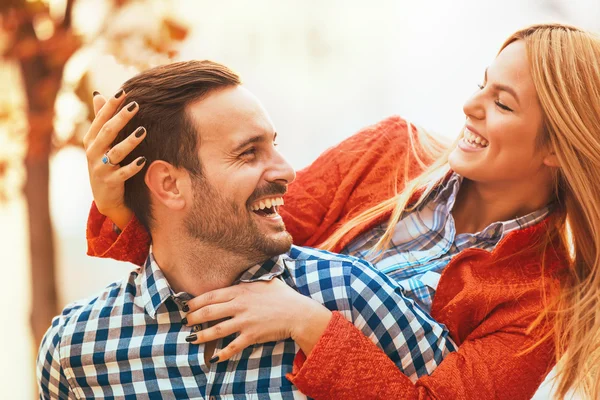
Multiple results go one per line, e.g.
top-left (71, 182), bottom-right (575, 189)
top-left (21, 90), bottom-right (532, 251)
top-left (266, 150), bottom-right (296, 185)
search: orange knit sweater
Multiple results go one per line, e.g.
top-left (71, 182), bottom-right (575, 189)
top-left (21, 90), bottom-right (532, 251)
top-left (87, 116), bottom-right (567, 400)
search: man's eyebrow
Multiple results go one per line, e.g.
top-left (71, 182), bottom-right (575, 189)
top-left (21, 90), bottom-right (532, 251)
top-left (232, 132), bottom-right (277, 153)
top-left (484, 68), bottom-right (520, 105)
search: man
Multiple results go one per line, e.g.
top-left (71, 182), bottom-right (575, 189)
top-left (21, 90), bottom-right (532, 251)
top-left (37, 60), bottom-right (454, 398)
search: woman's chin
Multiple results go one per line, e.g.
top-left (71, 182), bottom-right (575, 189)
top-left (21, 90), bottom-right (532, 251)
top-left (448, 148), bottom-right (466, 173)
top-left (448, 149), bottom-right (479, 180)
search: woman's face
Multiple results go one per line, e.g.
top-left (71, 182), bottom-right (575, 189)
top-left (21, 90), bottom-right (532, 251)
top-left (448, 40), bottom-right (556, 186)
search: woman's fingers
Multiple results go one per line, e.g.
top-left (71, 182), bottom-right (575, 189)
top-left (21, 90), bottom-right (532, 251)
top-left (187, 318), bottom-right (240, 345)
top-left (83, 89), bottom-right (127, 149)
top-left (187, 286), bottom-right (239, 312)
top-left (184, 302), bottom-right (239, 327)
top-left (88, 100), bottom-right (140, 158)
top-left (209, 335), bottom-right (253, 364)
top-left (114, 156), bottom-right (147, 181)
top-left (92, 92), bottom-right (107, 116)
top-left (104, 126), bottom-right (146, 165)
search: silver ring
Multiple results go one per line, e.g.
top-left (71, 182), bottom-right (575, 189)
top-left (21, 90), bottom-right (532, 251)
top-left (101, 152), bottom-right (117, 166)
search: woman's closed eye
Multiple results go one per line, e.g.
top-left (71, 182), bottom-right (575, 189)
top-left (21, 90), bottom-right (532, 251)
top-left (477, 83), bottom-right (514, 112)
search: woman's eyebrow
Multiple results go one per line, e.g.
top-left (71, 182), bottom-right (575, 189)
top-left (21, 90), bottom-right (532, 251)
top-left (485, 68), bottom-right (520, 105)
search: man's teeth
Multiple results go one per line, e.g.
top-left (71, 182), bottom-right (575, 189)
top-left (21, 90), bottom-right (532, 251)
top-left (464, 129), bottom-right (489, 147)
top-left (250, 197), bottom-right (284, 211)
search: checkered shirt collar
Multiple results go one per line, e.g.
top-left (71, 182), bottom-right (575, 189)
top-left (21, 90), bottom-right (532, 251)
top-left (139, 250), bottom-right (286, 318)
top-left (430, 172), bottom-right (551, 240)
top-left (236, 255), bottom-right (286, 283)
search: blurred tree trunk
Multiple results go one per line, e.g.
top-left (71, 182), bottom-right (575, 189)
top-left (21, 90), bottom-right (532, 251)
top-left (10, 0), bottom-right (79, 345)
top-left (1, 0), bottom-right (187, 348)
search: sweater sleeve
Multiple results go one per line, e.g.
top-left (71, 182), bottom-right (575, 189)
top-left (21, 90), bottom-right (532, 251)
top-left (281, 115), bottom-right (436, 248)
top-left (86, 202), bottom-right (150, 266)
top-left (287, 312), bottom-right (555, 400)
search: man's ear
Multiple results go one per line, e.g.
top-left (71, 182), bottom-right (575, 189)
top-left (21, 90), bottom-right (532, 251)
top-left (144, 161), bottom-right (187, 211)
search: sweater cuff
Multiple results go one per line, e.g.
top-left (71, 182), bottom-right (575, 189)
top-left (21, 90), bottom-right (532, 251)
top-left (86, 202), bottom-right (150, 266)
top-left (86, 202), bottom-right (119, 256)
top-left (286, 311), bottom-right (346, 396)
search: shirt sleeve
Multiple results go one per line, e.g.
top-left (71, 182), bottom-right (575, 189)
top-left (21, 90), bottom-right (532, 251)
top-left (86, 201), bottom-right (150, 266)
top-left (287, 256), bottom-right (456, 390)
top-left (287, 299), bottom-right (555, 400)
top-left (37, 313), bottom-right (75, 399)
top-left (347, 259), bottom-right (456, 378)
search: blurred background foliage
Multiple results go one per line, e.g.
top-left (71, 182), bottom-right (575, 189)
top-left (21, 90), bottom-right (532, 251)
top-left (0, 0), bottom-right (188, 348)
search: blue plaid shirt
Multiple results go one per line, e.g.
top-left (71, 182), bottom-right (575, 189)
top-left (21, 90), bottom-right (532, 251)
top-left (346, 173), bottom-right (551, 312)
top-left (38, 246), bottom-right (456, 399)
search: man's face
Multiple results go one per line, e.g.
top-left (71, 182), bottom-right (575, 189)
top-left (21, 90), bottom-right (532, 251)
top-left (183, 86), bottom-right (296, 260)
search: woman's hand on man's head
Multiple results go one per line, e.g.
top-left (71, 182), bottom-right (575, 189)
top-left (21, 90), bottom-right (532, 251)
top-left (83, 90), bottom-right (145, 230)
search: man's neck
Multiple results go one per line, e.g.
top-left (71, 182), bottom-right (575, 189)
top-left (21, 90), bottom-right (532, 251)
top-left (150, 236), bottom-right (262, 296)
top-left (452, 175), bottom-right (552, 235)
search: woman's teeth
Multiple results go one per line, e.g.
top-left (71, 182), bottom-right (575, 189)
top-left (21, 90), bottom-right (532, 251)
top-left (464, 129), bottom-right (489, 147)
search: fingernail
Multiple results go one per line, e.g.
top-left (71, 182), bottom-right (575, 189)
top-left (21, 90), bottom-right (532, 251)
top-left (209, 355), bottom-right (219, 364)
top-left (181, 317), bottom-right (188, 325)
top-left (93, 91), bottom-right (100, 97)
top-left (185, 334), bottom-right (197, 343)
top-left (134, 127), bottom-right (146, 138)
top-left (182, 304), bottom-right (189, 312)
top-left (115, 88), bottom-right (124, 99)
top-left (127, 102), bottom-right (138, 112)
top-left (136, 157), bottom-right (146, 166)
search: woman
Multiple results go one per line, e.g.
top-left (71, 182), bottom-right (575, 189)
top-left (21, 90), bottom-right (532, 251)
top-left (85, 24), bottom-right (599, 399)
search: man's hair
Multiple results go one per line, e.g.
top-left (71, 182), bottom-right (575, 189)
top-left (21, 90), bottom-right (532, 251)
top-left (111, 60), bottom-right (241, 230)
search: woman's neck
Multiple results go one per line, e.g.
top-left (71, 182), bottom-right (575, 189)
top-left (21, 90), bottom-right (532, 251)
top-left (451, 176), bottom-right (552, 235)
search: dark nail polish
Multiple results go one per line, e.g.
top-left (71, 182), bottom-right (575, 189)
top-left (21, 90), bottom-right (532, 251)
top-left (134, 127), bottom-right (146, 138)
top-left (182, 304), bottom-right (189, 312)
top-left (181, 317), bottom-right (188, 325)
top-left (185, 334), bottom-right (197, 343)
top-left (209, 355), bottom-right (219, 364)
top-left (115, 89), bottom-right (124, 98)
top-left (127, 102), bottom-right (137, 112)
top-left (136, 157), bottom-right (146, 166)
top-left (93, 91), bottom-right (100, 97)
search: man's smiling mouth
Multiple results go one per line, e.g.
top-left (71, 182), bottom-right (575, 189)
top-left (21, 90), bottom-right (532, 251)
top-left (250, 197), bottom-right (284, 217)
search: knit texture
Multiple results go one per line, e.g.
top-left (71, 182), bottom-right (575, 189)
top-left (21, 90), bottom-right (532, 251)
top-left (86, 115), bottom-right (568, 399)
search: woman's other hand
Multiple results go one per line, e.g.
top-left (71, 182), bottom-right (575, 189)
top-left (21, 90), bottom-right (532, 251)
top-left (83, 90), bottom-right (146, 230)
top-left (183, 278), bottom-right (333, 363)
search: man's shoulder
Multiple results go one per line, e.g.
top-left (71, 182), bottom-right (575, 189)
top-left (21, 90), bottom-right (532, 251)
top-left (43, 272), bottom-right (138, 343)
top-left (284, 245), bottom-right (400, 289)
top-left (285, 245), bottom-right (366, 267)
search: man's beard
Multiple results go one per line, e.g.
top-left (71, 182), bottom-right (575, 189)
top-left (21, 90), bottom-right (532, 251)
top-left (184, 176), bottom-right (293, 261)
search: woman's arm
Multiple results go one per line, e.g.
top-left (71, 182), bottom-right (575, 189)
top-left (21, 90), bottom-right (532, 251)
top-left (183, 275), bottom-right (554, 400)
top-left (287, 312), bottom-right (554, 400)
top-left (84, 91), bottom-right (150, 266)
top-left (281, 116), bottom-right (437, 248)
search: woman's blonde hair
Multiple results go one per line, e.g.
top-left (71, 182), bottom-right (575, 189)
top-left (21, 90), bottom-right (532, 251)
top-left (321, 23), bottom-right (600, 399)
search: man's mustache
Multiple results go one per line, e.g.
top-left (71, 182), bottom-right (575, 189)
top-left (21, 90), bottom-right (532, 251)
top-left (247, 182), bottom-right (287, 205)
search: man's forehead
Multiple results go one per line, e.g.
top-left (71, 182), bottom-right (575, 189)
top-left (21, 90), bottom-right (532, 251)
top-left (186, 86), bottom-right (275, 144)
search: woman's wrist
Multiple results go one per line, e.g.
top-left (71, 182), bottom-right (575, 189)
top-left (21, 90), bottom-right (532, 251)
top-left (99, 205), bottom-right (134, 231)
top-left (290, 300), bottom-right (332, 355)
